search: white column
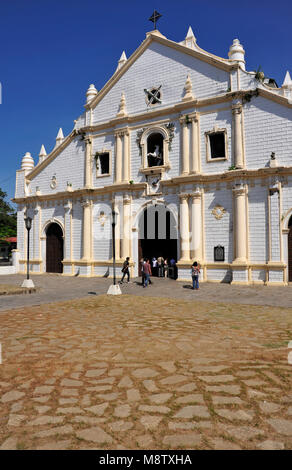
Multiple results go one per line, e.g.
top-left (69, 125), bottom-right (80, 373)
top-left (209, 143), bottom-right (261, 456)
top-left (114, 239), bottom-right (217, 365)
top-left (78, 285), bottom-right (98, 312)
top-left (180, 119), bottom-right (190, 175)
top-left (84, 136), bottom-right (92, 188)
top-left (115, 133), bottom-right (122, 183)
top-left (121, 195), bottom-right (131, 259)
top-left (190, 115), bottom-right (200, 174)
top-left (122, 131), bottom-right (129, 183)
top-left (268, 185), bottom-right (281, 262)
top-left (81, 199), bottom-right (92, 260)
top-left (232, 104), bottom-right (244, 169)
top-left (113, 199), bottom-right (120, 260)
top-left (233, 184), bottom-right (247, 262)
top-left (191, 190), bottom-right (202, 261)
top-left (179, 194), bottom-right (190, 261)
top-left (64, 201), bottom-right (72, 260)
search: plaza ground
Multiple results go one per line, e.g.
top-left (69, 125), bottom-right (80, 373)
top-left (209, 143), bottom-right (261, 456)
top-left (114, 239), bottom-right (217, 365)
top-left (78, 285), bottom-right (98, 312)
top-left (0, 275), bottom-right (291, 450)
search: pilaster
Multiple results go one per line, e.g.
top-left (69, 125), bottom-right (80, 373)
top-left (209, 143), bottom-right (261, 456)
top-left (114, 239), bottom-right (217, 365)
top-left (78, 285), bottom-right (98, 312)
top-left (180, 118), bottom-right (190, 175)
top-left (190, 188), bottom-right (202, 261)
top-left (115, 132), bottom-right (123, 183)
top-left (190, 114), bottom-right (200, 174)
top-left (81, 198), bottom-right (92, 261)
top-left (84, 136), bottom-right (92, 188)
top-left (232, 103), bottom-right (244, 169)
top-left (178, 194), bottom-right (190, 261)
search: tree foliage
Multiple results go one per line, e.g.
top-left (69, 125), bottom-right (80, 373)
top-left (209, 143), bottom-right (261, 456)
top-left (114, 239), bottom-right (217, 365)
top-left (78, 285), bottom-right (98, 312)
top-left (0, 188), bottom-right (17, 239)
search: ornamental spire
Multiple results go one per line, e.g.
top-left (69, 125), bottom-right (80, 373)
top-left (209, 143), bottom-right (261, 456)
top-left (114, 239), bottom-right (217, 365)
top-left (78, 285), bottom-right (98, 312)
top-left (182, 74), bottom-right (194, 101)
top-left (116, 51), bottom-right (127, 72)
top-left (117, 92), bottom-right (127, 117)
top-left (38, 144), bottom-right (47, 164)
top-left (55, 128), bottom-right (64, 147)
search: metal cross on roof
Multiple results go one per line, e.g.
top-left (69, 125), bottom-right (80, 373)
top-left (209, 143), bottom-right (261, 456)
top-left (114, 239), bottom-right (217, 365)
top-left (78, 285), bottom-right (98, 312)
top-left (149, 10), bottom-right (162, 30)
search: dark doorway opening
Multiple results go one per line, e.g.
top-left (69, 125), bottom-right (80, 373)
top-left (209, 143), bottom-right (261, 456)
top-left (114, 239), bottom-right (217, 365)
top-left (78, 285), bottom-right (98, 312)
top-left (138, 205), bottom-right (177, 277)
top-left (46, 223), bottom-right (64, 273)
top-left (288, 216), bottom-right (292, 282)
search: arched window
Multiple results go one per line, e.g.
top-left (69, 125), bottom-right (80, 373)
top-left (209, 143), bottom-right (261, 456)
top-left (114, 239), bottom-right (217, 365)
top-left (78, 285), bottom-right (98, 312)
top-left (147, 132), bottom-right (164, 167)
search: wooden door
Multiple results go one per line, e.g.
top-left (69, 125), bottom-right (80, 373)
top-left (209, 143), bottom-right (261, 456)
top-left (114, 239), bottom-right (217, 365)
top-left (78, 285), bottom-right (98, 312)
top-left (289, 220), bottom-right (292, 282)
top-left (46, 223), bottom-right (63, 273)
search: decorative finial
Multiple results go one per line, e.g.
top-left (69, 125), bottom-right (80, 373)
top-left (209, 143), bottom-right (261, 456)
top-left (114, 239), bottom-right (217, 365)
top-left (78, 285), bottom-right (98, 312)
top-left (149, 10), bottom-right (162, 30)
top-left (117, 92), bottom-right (127, 117)
top-left (21, 152), bottom-right (34, 172)
top-left (228, 38), bottom-right (245, 70)
top-left (182, 74), bottom-right (194, 101)
top-left (86, 84), bottom-right (98, 104)
top-left (38, 144), bottom-right (47, 164)
top-left (282, 71), bottom-right (292, 99)
top-left (183, 26), bottom-right (197, 49)
top-left (116, 51), bottom-right (127, 72)
top-left (55, 128), bottom-right (64, 147)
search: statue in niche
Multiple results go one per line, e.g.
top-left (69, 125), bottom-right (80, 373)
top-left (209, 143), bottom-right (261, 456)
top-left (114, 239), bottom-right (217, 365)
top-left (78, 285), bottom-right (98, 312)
top-left (147, 144), bottom-right (163, 167)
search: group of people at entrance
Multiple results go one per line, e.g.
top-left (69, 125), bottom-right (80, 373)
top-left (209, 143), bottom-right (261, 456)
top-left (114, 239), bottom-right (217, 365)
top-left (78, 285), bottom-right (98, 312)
top-left (119, 256), bottom-right (200, 290)
top-left (150, 256), bottom-right (177, 279)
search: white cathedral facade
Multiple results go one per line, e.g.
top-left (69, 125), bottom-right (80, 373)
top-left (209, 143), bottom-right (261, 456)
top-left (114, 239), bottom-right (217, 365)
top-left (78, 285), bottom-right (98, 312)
top-left (14, 27), bottom-right (292, 285)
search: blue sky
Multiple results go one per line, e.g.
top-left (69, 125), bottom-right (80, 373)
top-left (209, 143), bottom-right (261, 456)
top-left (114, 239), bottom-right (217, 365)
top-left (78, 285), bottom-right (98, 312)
top-left (1, 0), bottom-right (291, 206)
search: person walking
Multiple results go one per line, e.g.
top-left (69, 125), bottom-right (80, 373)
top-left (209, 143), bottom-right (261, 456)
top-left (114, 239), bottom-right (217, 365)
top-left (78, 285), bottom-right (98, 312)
top-left (191, 261), bottom-right (200, 290)
top-left (143, 259), bottom-right (152, 287)
top-left (164, 258), bottom-right (168, 278)
top-left (140, 258), bottom-right (146, 286)
top-left (120, 257), bottom-right (130, 283)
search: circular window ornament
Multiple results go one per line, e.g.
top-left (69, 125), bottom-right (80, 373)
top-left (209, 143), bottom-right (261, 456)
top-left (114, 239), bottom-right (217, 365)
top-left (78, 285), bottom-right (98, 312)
top-left (211, 205), bottom-right (226, 220)
top-left (144, 86), bottom-right (162, 106)
top-left (50, 175), bottom-right (57, 189)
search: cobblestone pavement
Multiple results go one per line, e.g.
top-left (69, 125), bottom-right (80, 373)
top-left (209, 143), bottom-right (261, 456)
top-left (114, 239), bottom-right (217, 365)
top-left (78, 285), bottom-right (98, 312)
top-left (0, 294), bottom-right (291, 450)
top-left (0, 274), bottom-right (292, 311)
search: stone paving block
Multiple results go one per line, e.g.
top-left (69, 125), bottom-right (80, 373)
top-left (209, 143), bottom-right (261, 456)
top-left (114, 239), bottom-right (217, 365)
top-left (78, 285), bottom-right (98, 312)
top-left (60, 388), bottom-right (79, 397)
top-left (36, 440), bottom-right (71, 450)
top-left (85, 369), bottom-right (106, 378)
top-left (56, 407), bottom-right (84, 415)
top-left (76, 426), bottom-right (113, 444)
top-left (34, 405), bottom-right (51, 414)
top-left (108, 368), bottom-right (124, 376)
top-left (58, 398), bottom-right (78, 405)
top-left (33, 425), bottom-right (74, 438)
top-left (169, 421), bottom-right (212, 430)
top-left (27, 415), bottom-right (64, 426)
top-left (114, 404), bottom-right (131, 418)
top-left (140, 415), bottom-right (162, 430)
top-left (198, 375), bottom-right (235, 383)
top-left (139, 405), bottom-right (170, 414)
top-left (11, 401), bottom-right (24, 413)
top-left (7, 414), bottom-right (26, 426)
top-left (216, 409), bottom-right (254, 421)
top-left (0, 437), bottom-right (18, 450)
top-left (148, 393), bottom-right (172, 404)
top-left (96, 393), bottom-right (119, 401)
top-left (117, 376), bottom-right (133, 388)
top-left (211, 438), bottom-right (241, 450)
top-left (127, 389), bottom-right (141, 402)
top-left (267, 419), bottom-right (292, 436)
top-left (135, 434), bottom-right (154, 448)
top-left (222, 425), bottom-right (265, 440)
top-left (212, 396), bottom-right (243, 405)
top-left (33, 386), bottom-right (54, 395)
top-left (109, 421), bottom-right (133, 432)
top-left (162, 433), bottom-right (201, 448)
top-left (158, 362), bottom-right (176, 373)
top-left (174, 383), bottom-right (197, 392)
top-left (132, 368), bottom-right (159, 379)
top-left (1, 390), bottom-right (25, 403)
top-left (190, 365), bottom-right (227, 373)
top-left (175, 394), bottom-right (204, 404)
top-left (174, 405), bottom-right (210, 419)
top-left (84, 403), bottom-right (109, 416)
top-left (60, 378), bottom-right (83, 387)
top-left (160, 375), bottom-right (188, 385)
top-left (143, 380), bottom-right (159, 392)
top-left (205, 385), bottom-right (241, 395)
top-left (256, 440), bottom-right (285, 450)
top-left (259, 402), bottom-right (281, 414)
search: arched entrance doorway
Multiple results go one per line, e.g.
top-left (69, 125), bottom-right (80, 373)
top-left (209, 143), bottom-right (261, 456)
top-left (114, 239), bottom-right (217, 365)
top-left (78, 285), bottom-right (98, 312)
top-left (46, 223), bottom-right (64, 273)
top-left (138, 204), bottom-right (178, 276)
top-left (288, 216), bottom-right (292, 282)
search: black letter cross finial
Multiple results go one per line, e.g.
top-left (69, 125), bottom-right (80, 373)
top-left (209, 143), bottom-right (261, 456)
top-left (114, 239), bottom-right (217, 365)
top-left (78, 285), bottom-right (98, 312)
top-left (149, 10), bottom-right (162, 30)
